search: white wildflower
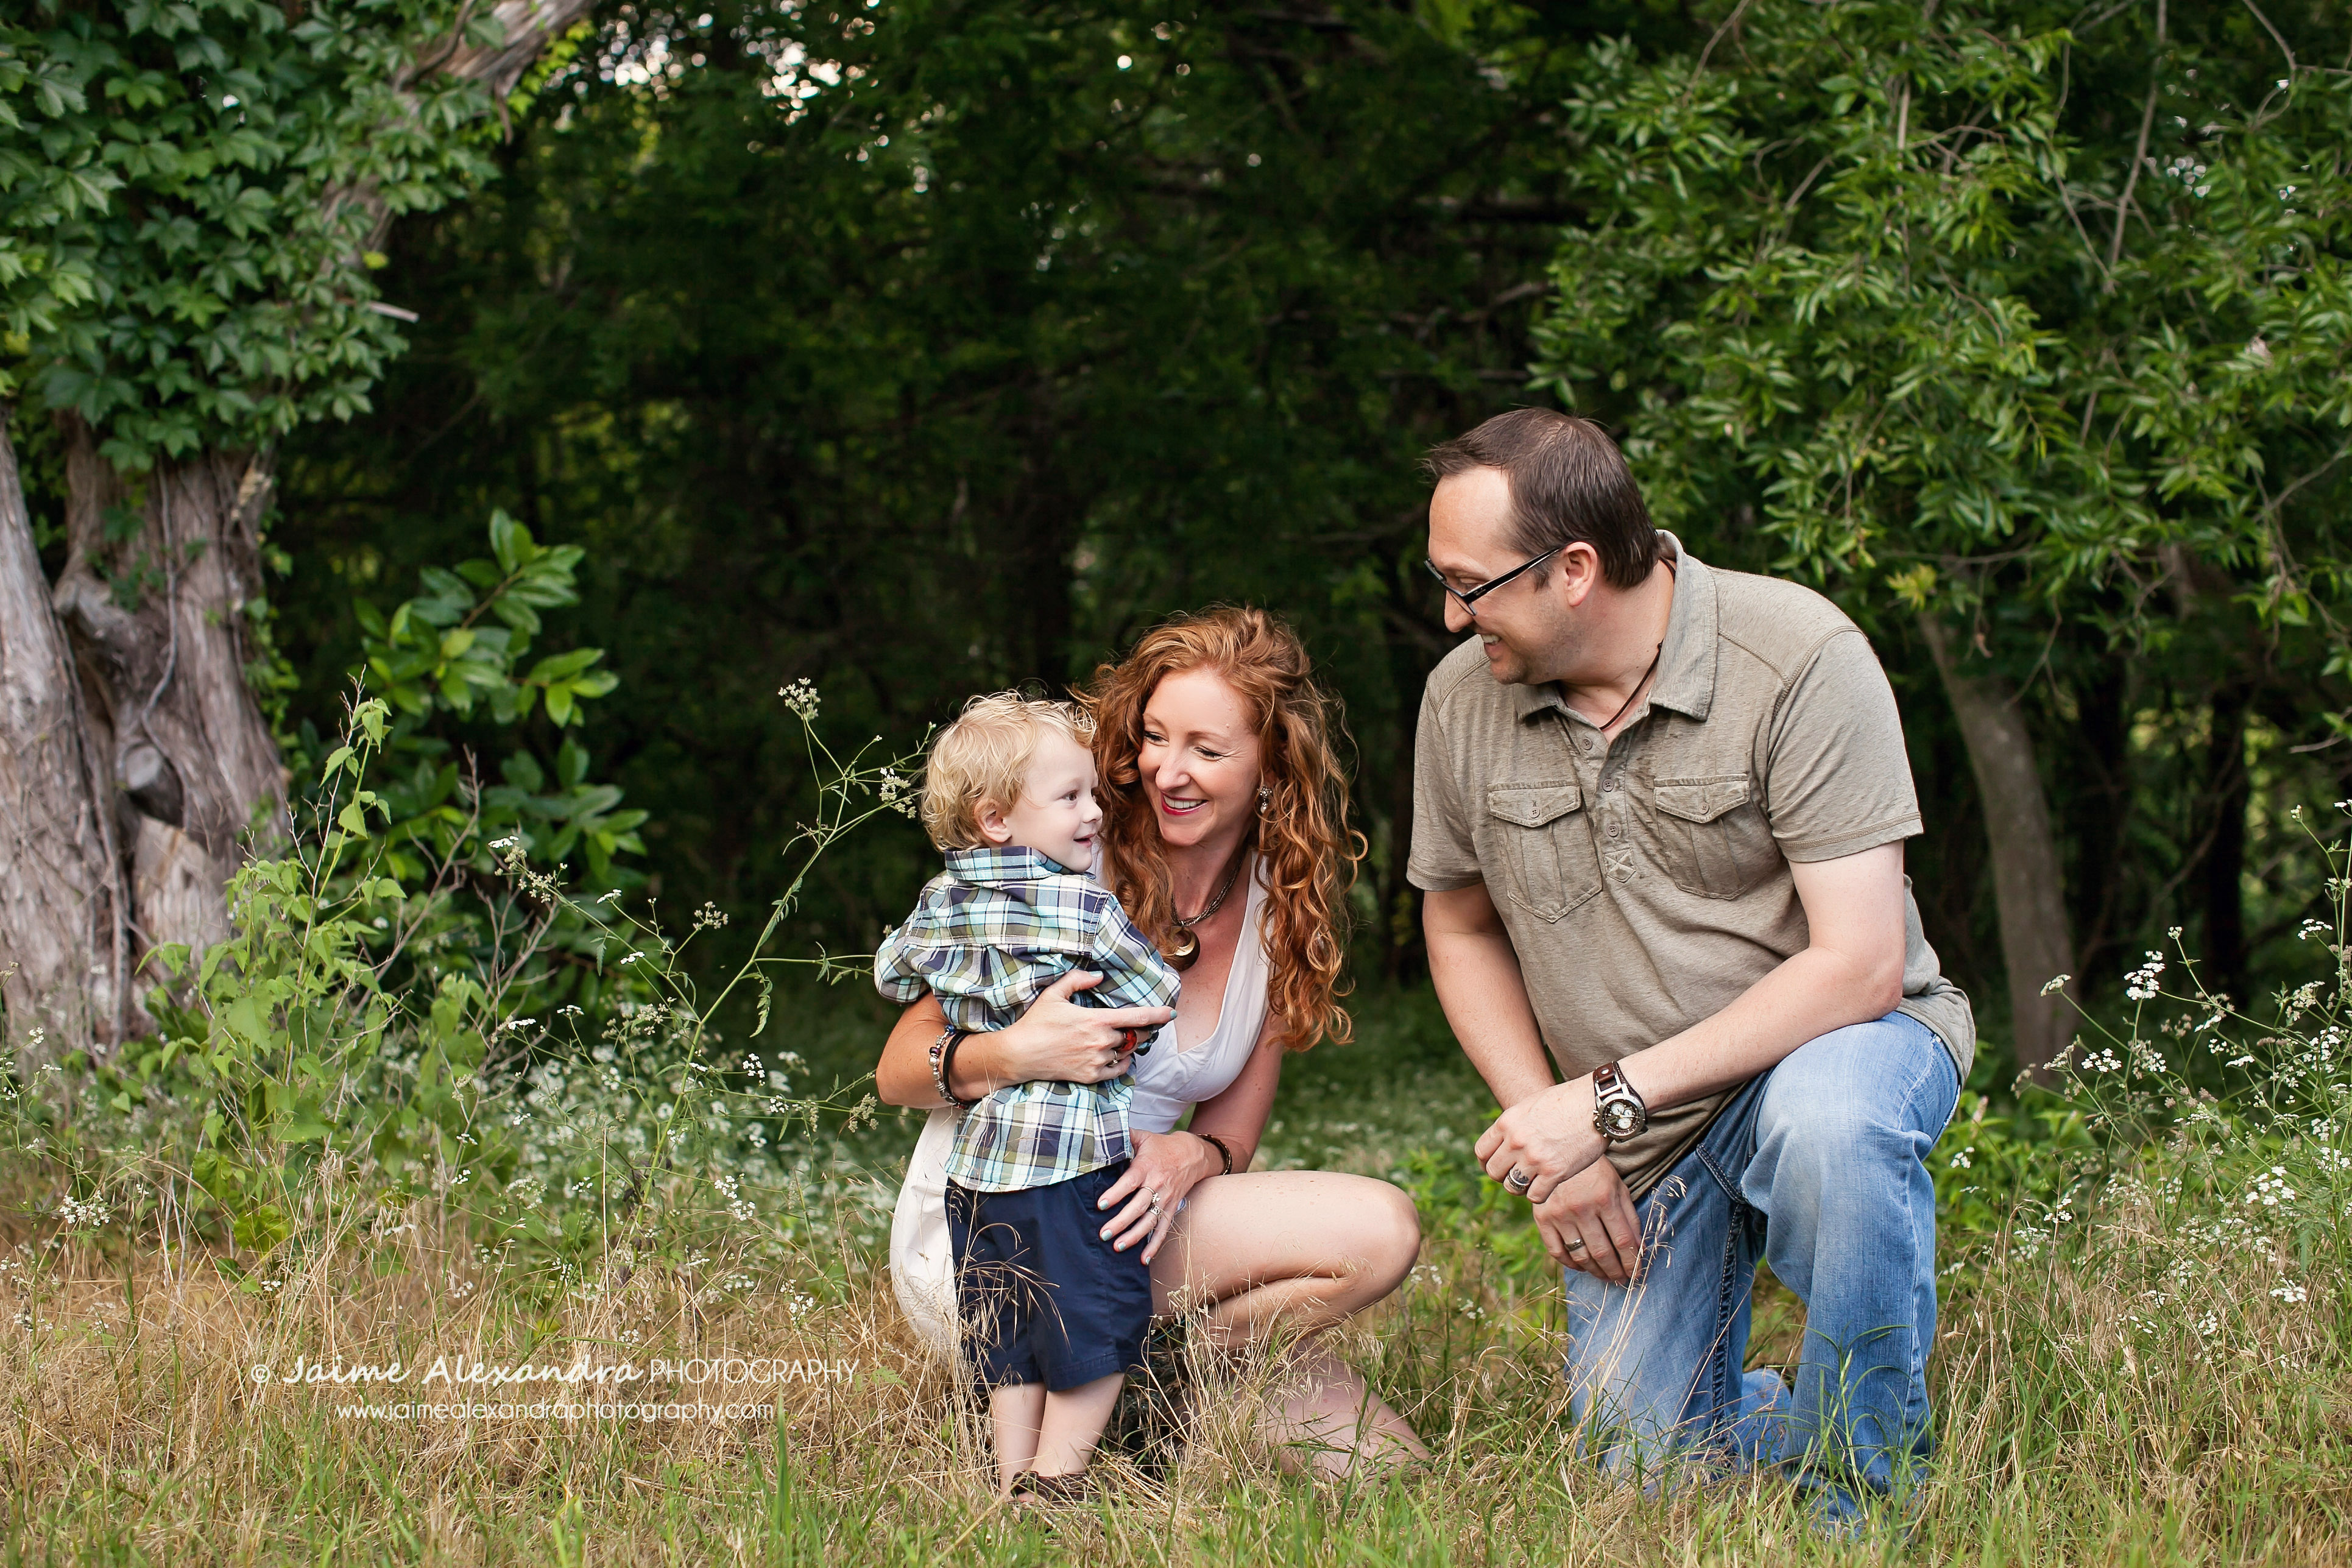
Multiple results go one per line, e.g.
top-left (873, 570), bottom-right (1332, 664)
top-left (778, 678), bottom-right (821, 721)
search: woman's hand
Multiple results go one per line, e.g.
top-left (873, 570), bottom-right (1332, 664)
top-left (987, 967), bottom-right (1175, 1090)
top-left (1095, 1130), bottom-right (1220, 1263)
top-left (874, 970), bottom-right (1174, 1107)
top-left (1531, 1159), bottom-right (1645, 1284)
top-left (1475, 1074), bottom-right (1608, 1206)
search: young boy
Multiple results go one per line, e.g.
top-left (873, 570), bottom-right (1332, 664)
top-left (875, 693), bottom-right (1181, 1501)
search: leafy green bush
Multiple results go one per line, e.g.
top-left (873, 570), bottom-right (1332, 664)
top-left (1, 681), bottom-right (919, 1302)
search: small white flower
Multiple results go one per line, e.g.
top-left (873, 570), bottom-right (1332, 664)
top-left (2247, 1168), bottom-right (2298, 1208)
top-left (777, 678), bottom-right (821, 721)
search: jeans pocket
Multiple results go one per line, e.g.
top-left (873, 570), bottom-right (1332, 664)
top-left (1650, 776), bottom-right (1777, 899)
top-left (1488, 779), bottom-right (1603, 922)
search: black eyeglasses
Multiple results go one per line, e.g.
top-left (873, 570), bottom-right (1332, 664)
top-left (1424, 546), bottom-right (1562, 616)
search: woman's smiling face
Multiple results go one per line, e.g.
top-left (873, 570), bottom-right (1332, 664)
top-left (1138, 666), bottom-right (1263, 851)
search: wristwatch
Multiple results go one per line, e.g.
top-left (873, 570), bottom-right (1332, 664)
top-left (1591, 1061), bottom-right (1649, 1144)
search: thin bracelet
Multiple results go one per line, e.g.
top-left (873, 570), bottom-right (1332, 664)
top-left (1198, 1132), bottom-right (1236, 1177)
top-left (930, 1028), bottom-right (975, 1107)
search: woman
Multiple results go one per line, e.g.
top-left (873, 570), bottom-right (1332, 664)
top-left (879, 607), bottom-right (1428, 1475)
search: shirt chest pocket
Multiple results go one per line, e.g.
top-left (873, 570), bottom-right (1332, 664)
top-left (1486, 781), bottom-right (1604, 922)
top-left (1649, 775), bottom-right (1778, 900)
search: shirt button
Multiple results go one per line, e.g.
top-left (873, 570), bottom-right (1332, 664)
top-left (1603, 777), bottom-right (1618, 792)
top-left (1609, 822), bottom-right (1622, 837)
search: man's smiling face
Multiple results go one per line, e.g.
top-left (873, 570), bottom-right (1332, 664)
top-left (1426, 464), bottom-right (1581, 687)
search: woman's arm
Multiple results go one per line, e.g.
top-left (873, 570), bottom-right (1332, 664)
top-left (874, 968), bottom-right (1177, 1107)
top-left (1095, 1019), bottom-right (1288, 1260)
top-left (1185, 1025), bottom-right (1285, 1169)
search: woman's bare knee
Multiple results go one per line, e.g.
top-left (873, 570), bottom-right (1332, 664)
top-left (1366, 1181), bottom-right (1422, 1290)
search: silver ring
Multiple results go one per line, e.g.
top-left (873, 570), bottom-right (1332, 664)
top-left (1505, 1167), bottom-right (1533, 1194)
top-left (1566, 1237), bottom-right (1589, 1252)
top-left (1147, 1191), bottom-right (1164, 1214)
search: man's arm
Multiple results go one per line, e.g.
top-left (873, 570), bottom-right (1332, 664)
top-left (1423, 881), bottom-right (1555, 1109)
top-left (1474, 840), bottom-right (1909, 1205)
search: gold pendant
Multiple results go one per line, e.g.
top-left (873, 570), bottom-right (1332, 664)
top-left (1167, 928), bottom-right (1199, 971)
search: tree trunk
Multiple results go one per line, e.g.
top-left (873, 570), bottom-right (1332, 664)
top-left (1919, 616), bottom-right (2078, 1082)
top-left (0, 415), bottom-right (134, 1061)
top-left (0, 1), bottom-right (601, 1058)
top-left (51, 415), bottom-right (289, 976)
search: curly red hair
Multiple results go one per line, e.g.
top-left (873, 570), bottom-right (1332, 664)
top-left (1084, 607), bottom-right (1362, 1051)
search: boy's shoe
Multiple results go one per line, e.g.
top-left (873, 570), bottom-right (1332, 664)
top-left (1008, 1470), bottom-right (1093, 1510)
top-left (1100, 1320), bottom-right (1193, 1478)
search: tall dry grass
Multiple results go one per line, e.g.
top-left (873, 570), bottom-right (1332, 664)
top-left (4, 1154), bottom-right (2347, 1567)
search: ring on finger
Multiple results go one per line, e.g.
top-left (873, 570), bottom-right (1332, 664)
top-left (1565, 1237), bottom-right (1588, 1253)
top-left (1504, 1167), bottom-right (1533, 1195)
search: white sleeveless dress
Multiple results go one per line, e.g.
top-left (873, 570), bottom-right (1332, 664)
top-left (887, 860), bottom-right (1273, 1358)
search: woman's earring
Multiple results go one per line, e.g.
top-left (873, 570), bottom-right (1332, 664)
top-left (1257, 785), bottom-right (1271, 817)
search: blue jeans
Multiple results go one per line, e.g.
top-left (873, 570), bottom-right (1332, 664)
top-left (1561, 1011), bottom-right (1959, 1516)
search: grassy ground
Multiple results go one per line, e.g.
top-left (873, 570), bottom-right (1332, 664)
top-left (4, 983), bottom-right (2348, 1565)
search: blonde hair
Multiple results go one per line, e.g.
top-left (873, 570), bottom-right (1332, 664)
top-left (1086, 607), bottom-right (1363, 1051)
top-left (919, 692), bottom-right (1095, 850)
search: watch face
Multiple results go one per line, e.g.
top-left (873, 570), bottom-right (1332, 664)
top-left (1600, 1100), bottom-right (1642, 1138)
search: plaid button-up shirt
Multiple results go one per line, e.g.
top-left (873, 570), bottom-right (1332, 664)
top-left (875, 846), bottom-right (1181, 1193)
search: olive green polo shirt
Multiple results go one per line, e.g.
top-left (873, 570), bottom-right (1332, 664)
top-left (1408, 534), bottom-right (1974, 1198)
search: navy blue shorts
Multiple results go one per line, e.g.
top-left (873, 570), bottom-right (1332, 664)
top-left (946, 1161), bottom-right (1152, 1391)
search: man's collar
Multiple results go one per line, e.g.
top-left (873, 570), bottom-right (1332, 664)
top-left (944, 845), bottom-right (1085, 886)
top-left (1513, 531), bottom-right (1717, 726)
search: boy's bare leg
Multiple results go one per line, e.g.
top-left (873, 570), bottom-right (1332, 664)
top-left (1031, 1372), bottom-right (1126, 1478)
top-left (990, 1383), bottom-right (1046, 1493)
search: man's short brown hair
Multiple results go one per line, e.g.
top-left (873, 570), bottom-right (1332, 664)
top-left (1424, 409), bottom-right (1660, 590)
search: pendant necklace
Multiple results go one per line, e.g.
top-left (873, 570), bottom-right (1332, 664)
top-left (1165, 842), bottom-right (1249, 972)
top-left (1592, 556), bottom-right (1676, 737)
top-left (1596, 642), bottom-right (1664, 734)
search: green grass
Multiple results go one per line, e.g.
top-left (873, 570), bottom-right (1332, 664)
top-left (4, 978), bottom-right (2349, 1565)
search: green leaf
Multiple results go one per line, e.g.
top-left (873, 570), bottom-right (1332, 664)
top-left (489, 509), bottom-right (537, 574)
top-left (526, 647), bottom-right (604, 683)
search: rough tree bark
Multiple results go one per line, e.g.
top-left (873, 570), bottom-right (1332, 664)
top-left (0, 416), bottom-right (133, 1055)
top-left (1919, 616), bottom-right (2078, 1081)
top-left (52, 414), bottom-right (286, 969)
top-left (0, 0), bottom-right (600, 1062)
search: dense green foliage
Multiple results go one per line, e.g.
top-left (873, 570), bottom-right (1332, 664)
top-left (235, 0), bottom-right (2351, 1072)
top-left (1533, 0), bottom-right (2352, 1003)
top-left (0, 0), bottom-right (2338, 1074)
top-left (270, 0), bottom-right (1584, 990)
top-left (0, 0), bottom-right (507, 463)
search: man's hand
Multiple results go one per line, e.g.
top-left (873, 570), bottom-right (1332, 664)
top-left (1532, 1159), bottom-right (1644, 1283)
top-left (1475, 1074), bottom-right (1607, 1206)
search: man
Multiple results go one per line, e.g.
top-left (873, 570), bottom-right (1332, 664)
top-left (1409, 409), bottom-right (1972, 1525)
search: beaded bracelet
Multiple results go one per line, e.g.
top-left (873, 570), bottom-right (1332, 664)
top-left (1198, 1132), bottom-right (1237, 1177)
top-left (930, 1027), bottom-right (975, 1107)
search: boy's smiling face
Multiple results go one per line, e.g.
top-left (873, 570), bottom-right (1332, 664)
top-left (977, 728), bottom-right (1103, 873)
